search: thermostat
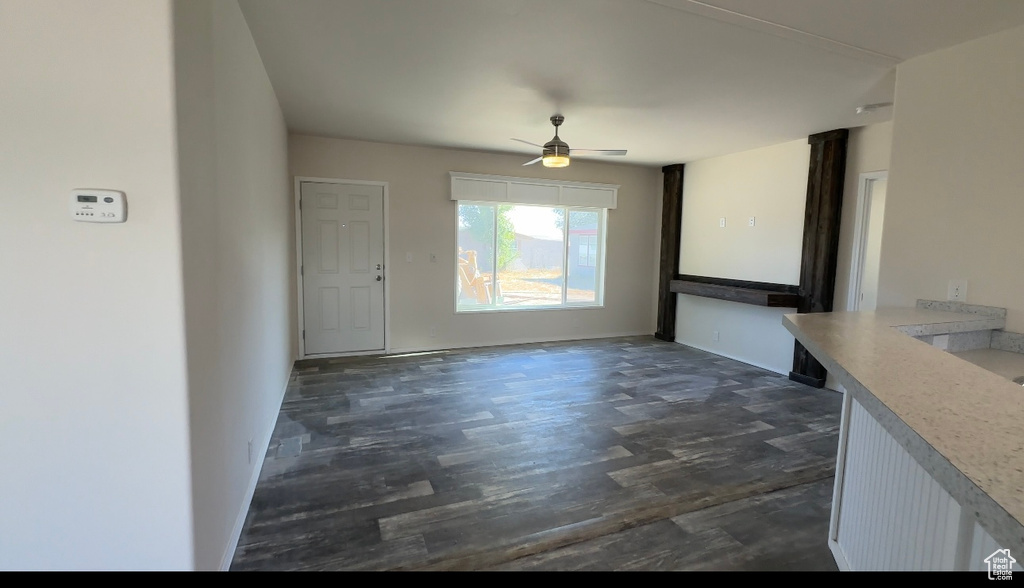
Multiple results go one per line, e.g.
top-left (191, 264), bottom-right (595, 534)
top-left (71, 189), bottom-right (126, 223)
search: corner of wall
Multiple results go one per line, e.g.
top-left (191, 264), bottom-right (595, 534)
top-left (173, 0), bottom-right (294, 570)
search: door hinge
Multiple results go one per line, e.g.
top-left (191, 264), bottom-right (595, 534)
top-left (302, 329), bottom-right (305, 339)
top-left (299, 200), bottom-right (302, 210)
top-left (300, 265), bottom-right (304, 276)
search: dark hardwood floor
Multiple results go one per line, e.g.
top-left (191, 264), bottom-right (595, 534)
top-left (231, 336), bottom-right (842, 571)
top-left (497, 477), bottom-right (836, 571)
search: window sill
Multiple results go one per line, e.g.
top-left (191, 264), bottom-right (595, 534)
top-left (456, 304), bottom-right (605, 315)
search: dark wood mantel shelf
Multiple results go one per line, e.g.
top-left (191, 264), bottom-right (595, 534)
top-left (670, 274), bottom-right (800, 308)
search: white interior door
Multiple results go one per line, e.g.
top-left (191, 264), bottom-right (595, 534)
top-left (301, 181), bottom-right (385, 354)
top-left (848, 173), bottom-right (888, 312)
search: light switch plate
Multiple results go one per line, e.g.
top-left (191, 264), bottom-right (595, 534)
top-left (748, 216), bottom-right (756, 227)
top-left (719, 217), bottom-right (726, 228)
top-left (71, 189), bottom-right (126, 223)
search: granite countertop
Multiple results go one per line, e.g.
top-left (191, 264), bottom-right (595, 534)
top-left (782, 307), bottom-right (1024, 554)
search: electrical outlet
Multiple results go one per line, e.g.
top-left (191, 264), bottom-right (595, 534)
top-left (430, 253), bottom-right (438, 263)
top-left (748, 216), bottom-right (756, 227)
top-left (430, 325), bottom-right (437, 338)
top-left (247, 439), bottom-right (254, 465)
top-left (712, 330), bottom-right (720, 342)
top-left (719, 217), bottom-right (726, 228)
top-left (947, 279), bottom-right (968, 302)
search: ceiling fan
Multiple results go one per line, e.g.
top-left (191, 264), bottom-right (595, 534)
top-left (512, 115), bottom-right (627, 168)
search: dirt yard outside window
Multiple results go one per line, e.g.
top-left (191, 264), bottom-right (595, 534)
top-left (496, 269), bottom-right (596, 306)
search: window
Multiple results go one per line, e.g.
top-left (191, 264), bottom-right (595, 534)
top-left (457, 202), bottom-right (605, 311)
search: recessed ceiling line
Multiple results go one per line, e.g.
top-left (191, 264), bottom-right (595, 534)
top-left (643, 0), bottom-right (901, 66)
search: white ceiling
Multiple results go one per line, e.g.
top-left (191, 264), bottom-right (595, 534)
top-left (238, 0), bottom-right (1024, 166)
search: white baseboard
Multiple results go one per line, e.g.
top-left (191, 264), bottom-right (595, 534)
top-left (385, 331), bottom-right (651, 356)
top-left (829, 539), bottom-right (852, 571)
top-left (674, 340), bottom-right (788, 376)
top-left (217, 373), bottom-right (290, 571)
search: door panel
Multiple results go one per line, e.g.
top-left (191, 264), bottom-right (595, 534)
top-left (318, 221), bottom-right (340, 273)
top-left (301, 182), bottom-right (385, 354)
top-left (319, 287), bottom-right (340, 331)
top-left (351, 286), bottom-right (371, 330)
top-left (349, 221), bottom-right (370, 272)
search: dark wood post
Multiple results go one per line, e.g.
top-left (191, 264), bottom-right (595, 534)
top-left (790, 129), bottom-right (849, 388)
top-left (656, 164), bottom-right (685, 341)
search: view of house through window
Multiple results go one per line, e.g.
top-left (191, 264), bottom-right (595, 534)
top-left (457, 202), bottom-right (604, 311)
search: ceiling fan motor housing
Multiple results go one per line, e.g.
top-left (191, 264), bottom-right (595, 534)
top-left (544, 137), bottom-right (570, 157)
top-left (546, 114), bottom-right (569, 156)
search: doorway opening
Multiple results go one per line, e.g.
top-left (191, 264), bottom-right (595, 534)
top-left (847, 171), bottom-right (888, 312)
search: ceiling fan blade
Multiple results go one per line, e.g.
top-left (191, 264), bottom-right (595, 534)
top-left (522, 156), bottom-right (544, 166)
top-left (570, 149), bottom-right (627, 156)
top-left (511, 138), bottom-right (544, 148)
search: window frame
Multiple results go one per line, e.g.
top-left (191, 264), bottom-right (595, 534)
top-left (455, 200), bottom-right (607, 313)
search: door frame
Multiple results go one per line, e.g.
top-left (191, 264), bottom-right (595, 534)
top-left (294, 176), bottom-right (391, 359)
top-left (846, 170), bottom-right (888, 312)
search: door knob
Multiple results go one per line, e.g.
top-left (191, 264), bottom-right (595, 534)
top-left (376, 275), bottom-right (383, 282)
top-left (376, 263), bottom-right (382, 270)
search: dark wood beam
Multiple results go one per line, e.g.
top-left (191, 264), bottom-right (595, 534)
top-left (656, 164), bottom-right (685, 341)
top-left (790, 129), bottom-right (849, 388)
top-left (674, 274), bottom-right (800, 294)
top-left (671, 275), bottom-right (800, 308)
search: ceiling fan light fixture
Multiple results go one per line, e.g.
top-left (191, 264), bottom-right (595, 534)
top-left (513, 115), bottom-right (624, 167)
top-left (543, 153), bottom-right (570, 168)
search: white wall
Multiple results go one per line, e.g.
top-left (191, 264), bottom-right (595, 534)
top-left (878, 24), bottom-right (1024, 332)
top-left (173, 0), bottom-right (293, 570)
top-left (289, 135), bottom-right (662, 352)
top-left (0, 0), bottom-right (194, 570)
top-left (674, 139), bottom-right (810, 373)
top-left (678, 139), bottom-right (810, 284)
top-left (833, 122), bottom-right (893, 312)
top-left (675, 126), bottom-right (895, 377)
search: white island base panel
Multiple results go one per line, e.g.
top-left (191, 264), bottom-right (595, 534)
top-left (830, 395), bottom-right (1016, 571)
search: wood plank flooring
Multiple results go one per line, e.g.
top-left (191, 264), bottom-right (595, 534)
top-left (497, 478), bottom-right (837, 571)
top-left (231, 336), bottom-right (842, 571)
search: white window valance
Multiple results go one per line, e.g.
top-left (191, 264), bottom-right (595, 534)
top-left (449, 171), bottom-right (618, 209)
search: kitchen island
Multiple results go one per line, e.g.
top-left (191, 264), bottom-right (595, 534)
top-left (784, 308), bottom-right (1023, 571)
